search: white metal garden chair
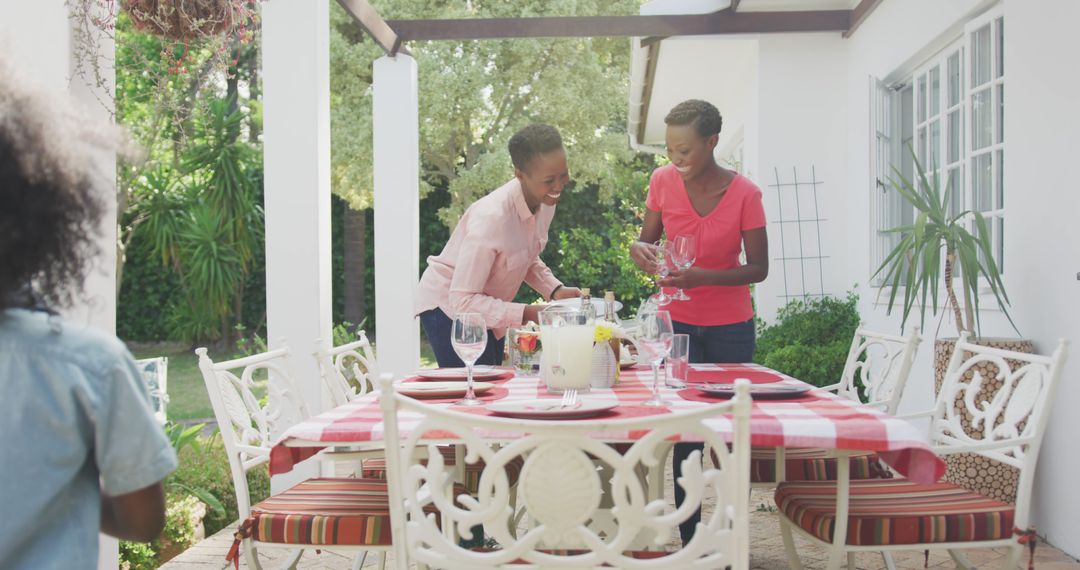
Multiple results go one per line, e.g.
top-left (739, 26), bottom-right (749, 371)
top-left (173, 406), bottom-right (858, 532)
top-left (377, 374), bottom-right (753, 570)
top-left (134, 356), bottom-right (169, 425)
top-left (197, 345), bottom-right (392, 570)
top-left (313, 332), bottom-right (379, 407)
top-left (775, 334), bottom-right (1068, 570)
top-left (744, 325), bottom-right (922, 487)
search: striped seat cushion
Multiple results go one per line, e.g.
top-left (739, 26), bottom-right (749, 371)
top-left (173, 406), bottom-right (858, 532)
top-left (747, 446), bottom-right (890, 483)
top-left (775, 478), bottom-right (1015, 546)
top-left (361, 446), bottom-right (524, 494)
top-left (245, 478), bottom-right (401, 546)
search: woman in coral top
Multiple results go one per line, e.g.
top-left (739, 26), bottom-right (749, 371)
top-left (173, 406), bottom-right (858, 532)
top-left (630, 99), bottom-right (769, 544)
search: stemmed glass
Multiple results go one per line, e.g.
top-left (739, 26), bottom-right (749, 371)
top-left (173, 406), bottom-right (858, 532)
top-left (451, 313), bottom-right (488, 406)
top-left (650, 240), bottom-right (673, 307)
top-left (668, 234), bottom-right (697, 301)
top-left (638, 310), bottom-right (674, 407)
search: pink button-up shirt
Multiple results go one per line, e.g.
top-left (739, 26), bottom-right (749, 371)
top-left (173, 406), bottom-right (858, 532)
top-left (415, 178), bottom-right (562, 337)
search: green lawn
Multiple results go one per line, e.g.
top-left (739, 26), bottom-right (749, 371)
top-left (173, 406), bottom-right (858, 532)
top-left (130, 339), bottom-right (439, 422)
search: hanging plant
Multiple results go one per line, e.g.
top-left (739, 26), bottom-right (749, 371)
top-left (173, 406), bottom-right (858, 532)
top-left (121, 0), bottom-right (258, 42)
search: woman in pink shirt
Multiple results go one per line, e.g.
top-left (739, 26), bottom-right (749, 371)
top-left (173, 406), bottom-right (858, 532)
top-left (416, 124), bottom-right (582, 367)
top-left (630, 99), bottom-right (769, 544)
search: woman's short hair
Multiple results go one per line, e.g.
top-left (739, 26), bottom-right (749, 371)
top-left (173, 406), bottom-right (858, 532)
top-left (0, 56), bottom-right (120, 310)
top-left (664, 99), bottom-right (723, 139)
top-left (508, 123), bottom-right (563, 171)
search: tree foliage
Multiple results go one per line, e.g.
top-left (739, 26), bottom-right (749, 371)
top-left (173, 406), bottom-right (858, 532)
top-left (328, 0), bottom-right (639, 224)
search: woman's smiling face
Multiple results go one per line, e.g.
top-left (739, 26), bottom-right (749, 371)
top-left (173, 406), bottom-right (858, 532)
top-left (517, 148), bottom-right (570, 209)
top-left (665, 123), bottom-right (718, 182)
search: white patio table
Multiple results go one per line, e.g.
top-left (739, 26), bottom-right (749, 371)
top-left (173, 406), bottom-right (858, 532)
top-left (269, 363), bottom-right (945, 485)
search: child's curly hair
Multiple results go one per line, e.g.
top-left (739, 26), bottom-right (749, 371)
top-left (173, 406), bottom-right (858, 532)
top-left (0, 54), bottom-right (124, 310)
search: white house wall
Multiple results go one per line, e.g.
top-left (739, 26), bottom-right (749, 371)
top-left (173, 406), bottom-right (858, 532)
top-left (753, 33), bottom-right (849, 324)
top-left (834, 0), bottom-right (1079, 557)
top-left (1003, 1), bottom-right (1080, 556)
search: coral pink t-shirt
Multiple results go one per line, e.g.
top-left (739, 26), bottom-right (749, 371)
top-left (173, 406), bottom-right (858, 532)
top-left (645, 165), bottom-right (766, 326)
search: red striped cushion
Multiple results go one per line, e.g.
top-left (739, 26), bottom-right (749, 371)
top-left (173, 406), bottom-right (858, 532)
top-left (362, 446), bottom-right (524, 494)
top-left (246, 477), bottom-right (443, 546)
top-left (748, 446), bottom-right (890, 483)
top-left (775, 478), bottom-right (1015, 546)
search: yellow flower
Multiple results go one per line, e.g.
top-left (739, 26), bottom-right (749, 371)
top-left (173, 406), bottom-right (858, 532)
top-left (594, 323), bottom-right (614, 343)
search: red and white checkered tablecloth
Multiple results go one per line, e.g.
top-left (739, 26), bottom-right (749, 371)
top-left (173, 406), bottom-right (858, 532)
top-left (269, 363), bottom-right (945, 484)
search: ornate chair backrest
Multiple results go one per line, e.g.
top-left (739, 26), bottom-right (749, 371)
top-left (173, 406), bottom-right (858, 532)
top-left (196, 345), bottom-right (309, 517)
top-left (378, 375), bottom-right (752, 570)
top-left (313, 332), bottom-right (378, 407)
top-left (835, 325), bottom-right (921, 414)
top-left (134, 356), bottom-right (169, 425)
top-left (930, 334), bottom-right (1068, 525)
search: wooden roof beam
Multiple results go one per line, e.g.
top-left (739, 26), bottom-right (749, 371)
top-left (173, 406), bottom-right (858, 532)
top-left (335, 0), bottom-right (409, 56)
top-left (844, 0), bottom-right (884, 38)
top-left (385, 10), bottom-right (851, 42)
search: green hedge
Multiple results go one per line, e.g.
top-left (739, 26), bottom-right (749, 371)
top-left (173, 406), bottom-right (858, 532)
top-left (754, 292), bottom-right (860, 387)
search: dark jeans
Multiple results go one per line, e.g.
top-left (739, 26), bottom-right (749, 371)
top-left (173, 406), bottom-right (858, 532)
top-left (671, 318), bottom-right (756, 544)
top-left (420, 307), bottom-right (505, 367)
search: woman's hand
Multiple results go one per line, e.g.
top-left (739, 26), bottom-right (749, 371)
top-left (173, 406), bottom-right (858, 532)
top-left (552, 286), bottom-right (583, 300)
top-left (660, 267), bottom-right (706, 290)
top-left (629, 240), bottom-right (660, 273)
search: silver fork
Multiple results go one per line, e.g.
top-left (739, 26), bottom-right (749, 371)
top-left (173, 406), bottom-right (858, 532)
top-left (560, 389), bottom-right (578, 409)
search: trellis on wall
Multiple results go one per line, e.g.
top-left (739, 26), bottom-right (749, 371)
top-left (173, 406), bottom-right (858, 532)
top-left (768, 166), bottom-right (831, 301)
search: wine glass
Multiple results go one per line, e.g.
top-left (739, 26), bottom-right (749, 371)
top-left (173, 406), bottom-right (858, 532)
top-left (637, 310), bottom-right (674, 407)
top-left (668, 234), bottom-right (697, 301)
top-left (451, 313), bottom-right (488, 406)
top-left (650, 240), bottom-right (673, 307)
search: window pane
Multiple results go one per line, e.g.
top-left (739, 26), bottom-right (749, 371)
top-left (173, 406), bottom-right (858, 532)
top-left (996, 217), bottom-right (1004, 272)
top-left (996, 150), bottom-right (1004, 209)
top-left (948, 167), bottom-right (963, 217)
top-left (930, 120), bottom-right (941, 170)
top-left (918, 75), bottom-right (927, 123)
top-left (997, 84), bottom-right (1004, 143)
top-left (948, 110), bottom-right (961, 163)
top-left (996, 18), bottom-right (1005, 78)
top-left (973, 153), bottom-right (992, 212)
top-left (972, 23), bottom-right (991, 87)
top-left (972, 89), bottom-right (992, 150)
top-left (929, 65), bottom-right (941, 116)
top-left (918, 127), bottom-right (927, 165)
top-left (901, 85), bottom-right (914, 158)
top-left (948, 52), bottom-right (961, 107)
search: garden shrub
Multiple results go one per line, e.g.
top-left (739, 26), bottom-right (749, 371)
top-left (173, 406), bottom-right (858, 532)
top-left (170, 435), bottom-right (271, 536)
top-left (119, 493), bottom-right (206, 569)
top-left (754, 292), bottom-right (860, 387)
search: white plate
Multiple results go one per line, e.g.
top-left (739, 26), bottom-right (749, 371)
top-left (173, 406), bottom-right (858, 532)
top-left (689, 383), bottom-right (812, 400)
top-left (487, 399), bottom-right (618, 420)
top-left (398, 381), bottom-right (495, 398)
top-left (414, 366), bottom-right (508, 381)
top-left (549, 297), bottom-right (623, 314)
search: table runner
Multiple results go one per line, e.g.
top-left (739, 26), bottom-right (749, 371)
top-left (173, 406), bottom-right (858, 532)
top-left (270, 363), bottom-right (945, 484)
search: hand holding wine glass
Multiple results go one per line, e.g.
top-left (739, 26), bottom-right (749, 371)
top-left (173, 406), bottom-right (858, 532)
top-left (637, 310), bottom-right (674, 407)
top-left (668, 234), bottom-right (697, 301)
top-left (451, 313), bottom-right (488, 406)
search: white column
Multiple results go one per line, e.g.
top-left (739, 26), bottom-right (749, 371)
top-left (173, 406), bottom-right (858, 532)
top-left (373, 55), bottom-right (421, 378)
top-left (263, 0), bottom-right (332, 491)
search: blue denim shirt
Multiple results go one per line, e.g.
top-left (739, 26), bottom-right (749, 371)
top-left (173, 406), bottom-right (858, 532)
top-left (0, 309), bottom-right (178, 568)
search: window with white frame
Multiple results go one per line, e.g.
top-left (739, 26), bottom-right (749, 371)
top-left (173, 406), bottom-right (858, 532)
top-left (871, 7), bottom-right (1005, 282)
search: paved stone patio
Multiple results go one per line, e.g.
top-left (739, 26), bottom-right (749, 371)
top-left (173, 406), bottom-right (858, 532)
top-left (163, 467), bottom-right (1080, 570)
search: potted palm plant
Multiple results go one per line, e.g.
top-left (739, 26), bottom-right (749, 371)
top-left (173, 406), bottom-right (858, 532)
top-left (873, 151), bottom-right (1029, 504)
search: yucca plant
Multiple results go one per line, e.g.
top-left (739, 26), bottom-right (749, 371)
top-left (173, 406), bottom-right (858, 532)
top-left (872, 151), bottom-right (1016, 337)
